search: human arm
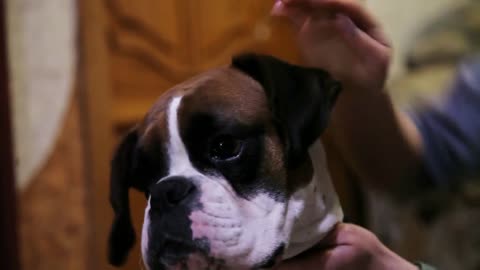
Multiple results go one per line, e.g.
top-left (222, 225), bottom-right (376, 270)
top-left (271, 0), bottom-right (423, 189)
top-left (271, 2), bottom-right (425, 270)
top-left (409, 57), bottom-right (480, 188)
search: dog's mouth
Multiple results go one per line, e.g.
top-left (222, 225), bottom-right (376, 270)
top-left (150, 241), bottom-right (284, 270)
top-left (148, 238), bottom-right (229, 270)
top-left (147, 236), bottom-right (211, 270)
top-left (166, 253), bottom-right (225, 270)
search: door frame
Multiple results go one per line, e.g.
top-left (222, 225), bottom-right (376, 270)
top-left (0, 0), bottom-right (21, 268)
top-left (77, 0), bottom-right (117, 269)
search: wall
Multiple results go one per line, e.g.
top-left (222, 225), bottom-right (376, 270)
top-left (366, 0), bottom-right (467, 78)
top-left (367, 1), bottom-right (480, 269)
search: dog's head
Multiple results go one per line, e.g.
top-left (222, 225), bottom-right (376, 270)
top-left (108, 54), bottom-right (342, 269)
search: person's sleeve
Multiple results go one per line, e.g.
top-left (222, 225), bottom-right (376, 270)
top-left (410, 56), bottom-right (480, 189)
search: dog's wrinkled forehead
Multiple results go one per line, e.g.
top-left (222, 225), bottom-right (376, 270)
top-left (141, 67), bottom-right (271, 133)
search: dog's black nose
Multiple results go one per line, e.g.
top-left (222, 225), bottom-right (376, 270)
top-left (150, 177), bottom-right (197, 210)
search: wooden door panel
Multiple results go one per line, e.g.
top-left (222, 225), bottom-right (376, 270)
top-left (106, 0), bottom-right (194, 127)
top-left (108, 0), bottom-right (301, 130)
top-left (192, 0), bottom-right (301, 70)
top-left (114, 0), bottom-right (183, 46)
top-left (107, 0), bottom-right (189, 70)
top-left (192, 0), bottom-right (259, 68)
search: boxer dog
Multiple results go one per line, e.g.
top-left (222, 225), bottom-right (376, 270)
top-left (108, 54), bottom-right (344, 270)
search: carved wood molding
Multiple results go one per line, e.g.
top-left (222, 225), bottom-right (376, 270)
top-left (191, 1), bottom-right (271, 69)
top-left (106, 0), bottom-right (193, 82)
top-left (106, 0), bottom-right (299, 127)
top-left (106, 27), bottom-right (188, 83)
top-left (106, 0), bottom-right (278, 79)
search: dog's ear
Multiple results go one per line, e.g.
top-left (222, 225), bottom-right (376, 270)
top-left (232, 53), bottom-right (342, 168)
top-left (108, 127), bottom-right (139, 266)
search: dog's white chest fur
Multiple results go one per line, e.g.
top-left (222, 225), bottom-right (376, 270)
top-left (283, 139), bottom-right (344, 258)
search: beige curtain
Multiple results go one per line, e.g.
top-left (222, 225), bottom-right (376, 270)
top-left (7, 0), bottom-right (77, 190)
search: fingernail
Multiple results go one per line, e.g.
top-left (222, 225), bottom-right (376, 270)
top-left (271, 1), bottom-right (285, 15)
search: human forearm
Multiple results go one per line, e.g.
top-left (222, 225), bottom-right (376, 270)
top-left (329, 88), bottom-right (423, 189)
top-left (272, 0), bottom-right (423, 189)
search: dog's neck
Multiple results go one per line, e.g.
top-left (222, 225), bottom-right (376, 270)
top-left (283, 139), bottom-right (343, 259)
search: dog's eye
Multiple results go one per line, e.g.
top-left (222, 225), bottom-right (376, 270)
top-left (209, 135), bottom-right (243, 161)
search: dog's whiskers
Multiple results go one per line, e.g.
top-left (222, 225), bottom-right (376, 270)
top-left (199, 209), bottom-right (234, 220)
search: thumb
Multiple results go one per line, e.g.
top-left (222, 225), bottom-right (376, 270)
top-left (277, 224), bottom-right (352, 270)
top-left (315, 223), bottom-right (350, 248)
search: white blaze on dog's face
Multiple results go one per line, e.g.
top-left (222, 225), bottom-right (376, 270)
top-left (108, 54), bottom-right (343, 270)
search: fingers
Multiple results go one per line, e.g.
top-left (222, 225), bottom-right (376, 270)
top-left (277, 249), bottom-right (335, 270)
top-left (334, 13), bottom-right (390, 59)
top-left (272, 0), bottom-right (389, 46)
top-left (314, 0), bottom-right (378, 31)
top-left (277, 224), bottom-right (370, 270)
top-left (271, 0), bottom-right (309, 29)
top-left (279, 224), bottom-right (349, 265)
top-left (315, 223), bottom-right (373, 247)
top-left (315, 223), bottom-right (351, 248)
top-left (278, 0), bottom-right (376, 29)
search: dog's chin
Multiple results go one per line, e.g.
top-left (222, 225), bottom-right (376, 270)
top-left (156, 247), bottom-right (284, 270)
top-left (161, 253), bottom-right (224, 270)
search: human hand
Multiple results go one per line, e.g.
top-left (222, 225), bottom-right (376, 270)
top-left (271, 0), bottom-right (391, 91)
top-left (277, 224), bottom-right (418, 270)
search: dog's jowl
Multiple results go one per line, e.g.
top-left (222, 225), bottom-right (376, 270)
top-left (108, 54), bottom-right (344, 270)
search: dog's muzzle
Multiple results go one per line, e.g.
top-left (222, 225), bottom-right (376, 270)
top-left (144, 176), bottom-right (209, 269)
top-left (141, 175), bottom-right (288, 270)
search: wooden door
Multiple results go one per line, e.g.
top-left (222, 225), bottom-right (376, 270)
top-left (106, 0), bottom-right (300, 131)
